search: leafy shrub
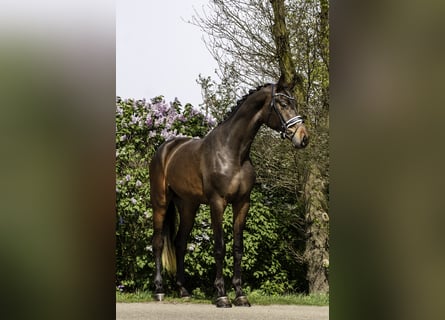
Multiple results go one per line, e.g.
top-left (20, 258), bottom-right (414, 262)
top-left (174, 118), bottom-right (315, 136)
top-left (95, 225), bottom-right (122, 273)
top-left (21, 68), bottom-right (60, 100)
top-left (116, 97), bottom-right (215, 291)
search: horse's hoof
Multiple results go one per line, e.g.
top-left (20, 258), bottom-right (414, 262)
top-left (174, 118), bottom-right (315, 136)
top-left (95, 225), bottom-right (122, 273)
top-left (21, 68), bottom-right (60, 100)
top-left (233, 295), bottom-right (251, 307)
top-left (153, 293), bottom-right (165, 301)
top-left (215, 296), bottom-right (232, 308)
top-left (178, 286), bottom-right (191, 299)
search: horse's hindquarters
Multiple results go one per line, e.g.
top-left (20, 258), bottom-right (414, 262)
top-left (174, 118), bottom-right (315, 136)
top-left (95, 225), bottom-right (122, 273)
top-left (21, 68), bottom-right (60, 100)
top-left (164, 139), bottom-right (206, 202)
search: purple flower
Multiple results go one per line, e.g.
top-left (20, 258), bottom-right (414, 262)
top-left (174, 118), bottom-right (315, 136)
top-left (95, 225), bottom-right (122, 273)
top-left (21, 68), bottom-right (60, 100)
top-left (189, 108), bottom-right (199, 117)
top-left (153, 102), bottom-right (169, 117)
top-left (177, 114), bottom-right (186, 122)
top-left (130, 114), bottom-right (140, 125)
top-left (154, 117), bottom-right (163, 127)
top-left (135, 180), bottom-right (142, 187)
top-left (125, 174), bottom-right (131, 182)
top-left (160, 128), bottom-right (171, 139)
top-left (164, 113), bottom-right (176, 127)
top-left (206, 116), bottom-right (217, 127)
top-left (130, 197), bottom-right (137, 204)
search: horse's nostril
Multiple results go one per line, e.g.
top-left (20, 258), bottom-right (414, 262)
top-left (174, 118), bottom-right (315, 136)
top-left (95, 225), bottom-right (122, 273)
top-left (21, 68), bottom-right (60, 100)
top-left (301, 135), bottom-right (309, 147)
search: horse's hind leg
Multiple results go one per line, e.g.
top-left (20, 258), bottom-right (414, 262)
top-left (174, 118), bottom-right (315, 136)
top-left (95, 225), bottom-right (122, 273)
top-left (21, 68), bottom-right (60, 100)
top-left (152, 203), bottom-right (167, 299)
top-left (150, 158), bottom-right (170, 299)
top-left (174, 200), bottom-right (198, 298)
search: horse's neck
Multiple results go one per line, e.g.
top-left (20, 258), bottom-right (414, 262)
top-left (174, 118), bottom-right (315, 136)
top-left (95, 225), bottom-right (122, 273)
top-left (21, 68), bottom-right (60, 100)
top-left (213, 95), bottom-right (265, 161)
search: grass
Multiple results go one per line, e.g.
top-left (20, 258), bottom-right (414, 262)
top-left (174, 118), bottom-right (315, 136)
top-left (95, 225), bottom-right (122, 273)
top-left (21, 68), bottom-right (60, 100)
top-left (116, 290), bottom-right (329, 306)
top-left (246, 291), bottom-right (328, 306)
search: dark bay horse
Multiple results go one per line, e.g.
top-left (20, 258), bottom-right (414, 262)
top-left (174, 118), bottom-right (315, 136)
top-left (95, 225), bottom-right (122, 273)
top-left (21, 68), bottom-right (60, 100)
top-left (149, 79), bottom-right (308, 307)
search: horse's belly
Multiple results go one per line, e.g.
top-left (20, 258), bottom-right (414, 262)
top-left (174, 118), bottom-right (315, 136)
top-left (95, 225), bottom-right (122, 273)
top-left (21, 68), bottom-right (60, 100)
top-left (168, 173), bottom-right (205, 201)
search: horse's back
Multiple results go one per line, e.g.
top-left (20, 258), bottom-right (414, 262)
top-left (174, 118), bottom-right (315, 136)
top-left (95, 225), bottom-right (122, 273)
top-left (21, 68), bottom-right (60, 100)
top-left (151, 137), bottom-right (194, 168)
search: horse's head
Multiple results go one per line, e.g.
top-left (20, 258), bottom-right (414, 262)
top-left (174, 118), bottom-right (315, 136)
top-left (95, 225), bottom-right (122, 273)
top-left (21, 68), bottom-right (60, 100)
top-left (265, 81), bottom-right (309, 149)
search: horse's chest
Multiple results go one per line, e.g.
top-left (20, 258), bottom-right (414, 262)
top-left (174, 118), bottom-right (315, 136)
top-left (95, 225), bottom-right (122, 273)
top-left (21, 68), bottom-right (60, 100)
top-left (208, 166), bottom-right (254, 200)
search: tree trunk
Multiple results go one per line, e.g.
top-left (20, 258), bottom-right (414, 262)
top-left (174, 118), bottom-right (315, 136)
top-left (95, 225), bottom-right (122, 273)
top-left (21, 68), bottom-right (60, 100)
top-left (270, 0), bottom-right (295, 84)
top-left (303, 163), bottom-right (329, 293)
top-left (270, 0), bottom-right (329, 294)
top-left (269, 0), bottom-right (304, 105)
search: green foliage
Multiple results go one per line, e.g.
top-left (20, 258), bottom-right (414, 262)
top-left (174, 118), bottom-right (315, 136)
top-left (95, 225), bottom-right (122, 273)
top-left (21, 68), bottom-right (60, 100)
top-left (196, 67), bottom-right (241, 123)
top-left (182, 189), bottom-right (301, 296)
top-left (116, 97), bottom-right (215, 291)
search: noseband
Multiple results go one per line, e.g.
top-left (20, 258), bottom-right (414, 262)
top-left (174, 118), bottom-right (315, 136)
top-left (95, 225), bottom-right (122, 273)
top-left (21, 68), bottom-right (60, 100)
top-left (269, 84), bottom-right (304, 139)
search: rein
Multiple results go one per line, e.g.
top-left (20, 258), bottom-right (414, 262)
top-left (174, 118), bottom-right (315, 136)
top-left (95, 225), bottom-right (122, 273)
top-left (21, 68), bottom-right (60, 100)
top-left (269, 84), bottom-right (304, 139)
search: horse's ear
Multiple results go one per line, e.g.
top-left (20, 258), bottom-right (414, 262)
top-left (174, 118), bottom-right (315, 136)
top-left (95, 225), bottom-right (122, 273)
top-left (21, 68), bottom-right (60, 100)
top-left (277, 74), bottom-right (294, 91)
top-left (277, 74), bottom-right (286, 90)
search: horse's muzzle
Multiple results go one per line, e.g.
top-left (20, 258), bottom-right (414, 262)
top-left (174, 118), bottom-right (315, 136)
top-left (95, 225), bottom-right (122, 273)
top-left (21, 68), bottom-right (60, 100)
top-left (291, 127), bottom-right (309, 149)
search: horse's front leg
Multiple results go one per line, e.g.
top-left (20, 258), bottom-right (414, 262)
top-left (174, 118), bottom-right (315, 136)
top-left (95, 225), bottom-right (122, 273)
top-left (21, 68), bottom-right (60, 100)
top-left (210, 198), bottom-right (232, 308)
top-left (232, 198), bottom-right (251, 307)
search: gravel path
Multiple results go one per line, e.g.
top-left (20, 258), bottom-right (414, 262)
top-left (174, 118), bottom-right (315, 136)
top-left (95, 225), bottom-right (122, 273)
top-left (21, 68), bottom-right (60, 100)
top-left (116, 302), bottom-right (329, 320)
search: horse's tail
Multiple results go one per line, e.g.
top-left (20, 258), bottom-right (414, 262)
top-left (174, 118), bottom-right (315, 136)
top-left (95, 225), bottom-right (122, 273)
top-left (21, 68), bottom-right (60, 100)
top-left (161, 201), bottom-right (177, 275)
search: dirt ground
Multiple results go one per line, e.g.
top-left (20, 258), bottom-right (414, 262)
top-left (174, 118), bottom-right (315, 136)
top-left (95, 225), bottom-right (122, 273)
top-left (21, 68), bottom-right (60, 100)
top-left (116, 302), bottom-right (329, 320)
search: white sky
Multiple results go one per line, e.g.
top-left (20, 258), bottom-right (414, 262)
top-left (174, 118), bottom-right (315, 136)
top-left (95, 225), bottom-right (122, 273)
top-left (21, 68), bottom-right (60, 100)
top-left (116, 0), bottom-right (218, 107)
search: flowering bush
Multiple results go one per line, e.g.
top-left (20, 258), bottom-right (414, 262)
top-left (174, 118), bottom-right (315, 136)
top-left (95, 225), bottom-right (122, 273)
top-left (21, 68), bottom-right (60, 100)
top-left (116, 96), bottom-right (215, 291)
